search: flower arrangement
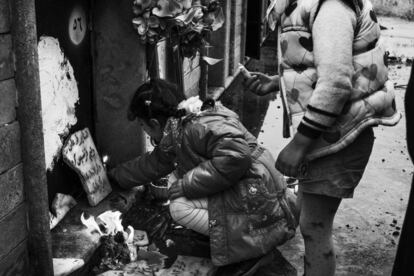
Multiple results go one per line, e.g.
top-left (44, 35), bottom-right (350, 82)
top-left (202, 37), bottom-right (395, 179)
top-left (132, 0), bottom-right (224, 58)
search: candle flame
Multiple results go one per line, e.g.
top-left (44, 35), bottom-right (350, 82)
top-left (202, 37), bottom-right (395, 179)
top-left (80, 212), bottom-right (103, 236)
top-left (80, 210), bottom-right (134, 243)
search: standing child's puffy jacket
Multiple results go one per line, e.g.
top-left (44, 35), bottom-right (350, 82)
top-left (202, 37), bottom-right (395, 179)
top-left (267, 0), bottom-right (401, 160)
top-left (110, 103), bottom-right (298, 266)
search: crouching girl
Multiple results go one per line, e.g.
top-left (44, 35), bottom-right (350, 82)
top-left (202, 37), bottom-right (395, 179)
top-left (109, 79), bottom-right (297, 273)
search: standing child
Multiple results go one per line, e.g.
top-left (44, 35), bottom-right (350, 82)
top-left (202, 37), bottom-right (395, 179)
top-left (109, 79), bottom-right (298, 274)
top-left (244, 0), bottom-right (401, 275)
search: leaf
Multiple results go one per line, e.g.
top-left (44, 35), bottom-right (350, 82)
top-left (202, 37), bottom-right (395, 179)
top-left (175, 8), bottom-right (197, 24)
top-left (152, 0), bottom-right (183, 18)
top-left (176, 0), bottom-right (193, 10)
top-left (132, 17), bottom-right (148, 35)
top-left (202, 56), bottom-right (222, 65)
top-left (211, 7), bottom-right (224, 31)
top-left (147, 16), bottom-right (160, 28)
top-left (132, 0), bottom-right (154, 15)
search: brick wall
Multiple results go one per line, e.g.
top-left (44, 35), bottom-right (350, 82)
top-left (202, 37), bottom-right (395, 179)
top-left (0, 0), bottom-right (30, 274)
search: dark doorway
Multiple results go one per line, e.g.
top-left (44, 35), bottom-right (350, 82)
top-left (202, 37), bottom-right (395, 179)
top-left (35, 0), bottom-right (94, 205)
top-left (245, 0), bottom-right (271, 59)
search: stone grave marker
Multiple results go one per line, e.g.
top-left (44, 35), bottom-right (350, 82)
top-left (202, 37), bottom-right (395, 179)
top-left (62, 128), bottom-right (112, 206)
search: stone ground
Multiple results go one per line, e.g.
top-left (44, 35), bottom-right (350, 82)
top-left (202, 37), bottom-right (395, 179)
top-left (232, 16), bottom-right (413, 276)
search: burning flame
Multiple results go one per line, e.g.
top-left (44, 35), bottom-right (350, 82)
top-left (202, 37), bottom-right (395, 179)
top-left (81, 212), bottom-right (103, 235)
top-left (102, 155), bottom-right (109, 169)
top-left (98, 211), bottom-right (124, 235)
top-left (102, 155), bottom-right (109, 164)
top-left (80, 210), bottom-right (134, 243)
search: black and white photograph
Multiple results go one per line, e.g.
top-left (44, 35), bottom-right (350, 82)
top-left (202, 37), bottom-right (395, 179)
top-left (0, 0), bottom-right (413, 275)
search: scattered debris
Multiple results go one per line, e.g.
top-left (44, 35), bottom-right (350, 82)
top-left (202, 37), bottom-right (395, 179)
top-left (165, 239), bottom-right (175, 248)
top-left (157, 255), bottom-right (216, 276)
top-left (95, 235), bottom-right (131, 272)
top-left (49, 193), bottom-right (77, 229)
top-left (134, 230), bottom-right (149, 247)
top-left (53, 258), bottom-right (85, 276)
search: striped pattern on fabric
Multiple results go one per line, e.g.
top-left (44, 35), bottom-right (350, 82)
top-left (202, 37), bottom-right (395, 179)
top-left (169, 197), bottom-right (209, 236)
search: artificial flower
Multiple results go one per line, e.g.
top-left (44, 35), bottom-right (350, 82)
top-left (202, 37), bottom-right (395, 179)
top-left (132, 17), bottom-right (148, 35)
top-left (152, 0), bottom-right (183, 18)
top-left (133, 0), bottom-right (153, 15)
top-left (132, 0), bottom-right (223, 57)
top-left (176, 0), bottom-right (193, 10)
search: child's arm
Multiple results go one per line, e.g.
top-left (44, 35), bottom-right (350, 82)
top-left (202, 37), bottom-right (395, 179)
top-left (179, 121), bottom-right (252, 199)
top-left (241, 64), bottom-right (280, 96)
top-left (276, 0), bottom-right (357, 177)
top-left (297, 0), bottom-right (356, 139)
top-left (108, 147), bottom-right (175, 189)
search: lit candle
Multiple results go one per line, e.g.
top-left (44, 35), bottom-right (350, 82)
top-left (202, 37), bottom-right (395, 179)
top-left (102, 155), bottom-right (109, 169)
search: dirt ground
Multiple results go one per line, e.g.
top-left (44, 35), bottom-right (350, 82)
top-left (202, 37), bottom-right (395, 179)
top-left (372, 0), bottom-right (414, 21)
top-left (251, 17), bottom-right (414, 276)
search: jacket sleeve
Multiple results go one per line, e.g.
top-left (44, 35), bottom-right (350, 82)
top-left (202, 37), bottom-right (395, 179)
top-left (181, 119), bottom-right (252, 199)
top-left (108, 147), bottom-right (175, 189)
top-left (297, 0), bottom-right (357, 139)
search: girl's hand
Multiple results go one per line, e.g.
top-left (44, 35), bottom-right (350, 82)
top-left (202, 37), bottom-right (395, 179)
top-left (107, 170), bottom-right (125, 191)
top-left (168, 180), bottom-right (185, 200)
top-left (275, 133), bottom-right (313, 177)
top-left (243, 72), bottom-right (279, 96)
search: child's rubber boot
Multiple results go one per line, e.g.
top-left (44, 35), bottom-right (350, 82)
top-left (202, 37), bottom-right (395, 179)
top-left (214, 250), bottom-right (274, 276)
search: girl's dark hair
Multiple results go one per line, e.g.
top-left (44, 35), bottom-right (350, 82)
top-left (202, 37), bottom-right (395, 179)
top-left (128, 79), bottom-right (186, 126)
top-left (128, 79), bottom-right (216, 127)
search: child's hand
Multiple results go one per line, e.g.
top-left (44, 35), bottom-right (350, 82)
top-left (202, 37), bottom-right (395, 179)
top-left (275, 133), bottom-right (313, 177)
top-left (243, 72), bottom-right (279, 96)
top-left (168, 180), bottom-right (185, 200)
top-left (107, 170), bottom-right (122, 189)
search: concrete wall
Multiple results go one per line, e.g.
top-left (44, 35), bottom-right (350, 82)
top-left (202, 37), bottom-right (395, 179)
top-left (372, 0), bottom-right (414, 20)
top-left (220, 26), bottom-right (279, 136)
top-left (93, 0), bottom-right (147, 166)
top-left (0, 0), bottom-right (30, 274)
top-left (207, 0), bottom-right (248, 93)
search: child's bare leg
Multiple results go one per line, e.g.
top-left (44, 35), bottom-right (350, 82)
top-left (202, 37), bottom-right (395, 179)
top-left (299, 192), bottom-right (341, 276)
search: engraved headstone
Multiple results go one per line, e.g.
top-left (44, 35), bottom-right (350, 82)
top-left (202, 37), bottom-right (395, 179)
top-left (62, 128), bottom-right (112, 206)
